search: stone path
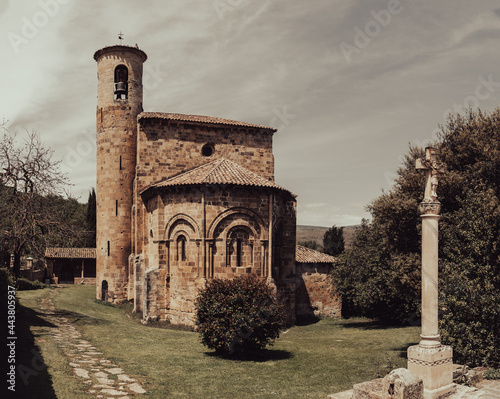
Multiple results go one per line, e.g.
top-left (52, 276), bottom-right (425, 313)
top-left (475, 380), bottom-right (500, 398)
top-left (39, 288), bottom-right (147, 398)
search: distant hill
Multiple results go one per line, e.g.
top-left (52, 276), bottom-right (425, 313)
top-left (296, 225), bottom-right (360, 251)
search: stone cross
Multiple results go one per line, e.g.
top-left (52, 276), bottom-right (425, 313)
top-left (408, 147), bottom-right (454, 399)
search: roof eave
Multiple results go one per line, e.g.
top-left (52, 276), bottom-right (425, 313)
top-left (137, 112), bottom-right (277, 132)
top-left (140, 182), bottom-right (292, 199)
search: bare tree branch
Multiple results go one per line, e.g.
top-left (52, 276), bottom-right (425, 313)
top-left (0, 127), bottom-right (77, 277)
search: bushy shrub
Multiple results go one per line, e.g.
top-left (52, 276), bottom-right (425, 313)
top-left (331, 221), bottom-right (421, 324)
top-left (330, 109), bottom-right (500, 367)
top-left (484, 369), bottom-right (500, 380)
top-left (195, 275), bottom-right (285, 356)
top-left (17, 277), bottom-right (46, 290)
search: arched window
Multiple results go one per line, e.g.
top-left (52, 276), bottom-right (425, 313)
top-left (177, 235), bottom-right (187, 262)
top-left (236, 238), bottom-right (242, 267)
top-left (114, 65), bottom-right (128, 100)
top-left (227, 228), bottom-right (253, 267)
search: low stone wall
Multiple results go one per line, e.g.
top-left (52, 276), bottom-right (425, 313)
top-left (143, 269), bottom-right (167, 322)
top-left (296, 263), bottom-right (341, 319)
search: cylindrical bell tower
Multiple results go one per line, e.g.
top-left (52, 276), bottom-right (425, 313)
top-left (93, 45), bottom-right (147, 302)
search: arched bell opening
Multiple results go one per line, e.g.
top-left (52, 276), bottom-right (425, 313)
top-left (114, 65), bottom-right (128, 100)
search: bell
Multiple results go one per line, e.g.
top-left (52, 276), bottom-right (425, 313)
top-left (114, 81), bottom-right (127, 95)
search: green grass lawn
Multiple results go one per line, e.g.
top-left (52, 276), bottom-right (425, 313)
top-left (17, 286), bottom-right (420, 398)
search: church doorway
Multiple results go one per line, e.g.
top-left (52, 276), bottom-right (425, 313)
top-left (101, 280), bottom-right (108, 301)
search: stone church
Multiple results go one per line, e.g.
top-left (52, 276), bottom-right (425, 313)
top-left (93, 44), bottom-right (298, 326)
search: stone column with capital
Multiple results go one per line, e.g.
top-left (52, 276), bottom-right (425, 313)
top-left (407, 147), bottom-right (455, 399)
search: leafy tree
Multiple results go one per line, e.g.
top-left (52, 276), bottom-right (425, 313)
top-left (436, 110), bottom-right (500, 367)
top-left (43, 194), bottom-right (88, 248)
top-left (298, 240), bottom-right (318, 250)
top-left (323, 225), bottom-right (344, 256)
top-left (439, 185), bottom-right (499, 367)
top-left (331, 220), bottom-right (420, 323)
top-left (331, 108), bottom-right (500, 366)
top-left (85, 188), bottom-right (96, 247)
top-left (195, 275), bottom-right (285, 356)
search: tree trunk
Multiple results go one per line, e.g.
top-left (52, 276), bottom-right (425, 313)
top-left (13, 251), bottom-right (21, 278)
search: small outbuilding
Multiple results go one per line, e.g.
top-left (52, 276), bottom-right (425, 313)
top-left (295, 245), bottom-right (341, 320)
top-left (45, 248), bottom-right (96, 285)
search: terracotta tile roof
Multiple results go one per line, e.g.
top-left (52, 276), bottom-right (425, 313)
top-left (295, 245), bottom-right (336, 264)
top-left (45, 248), bottom-right (96, 259)
top-left (93, 45), bottom-right (147, 62)
top-left (138, 112), bottom-right (276, 131)
top-left (144, 158), bottom-right (289, 193)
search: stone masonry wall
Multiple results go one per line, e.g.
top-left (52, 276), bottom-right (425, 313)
top-left (133, 119), bottom-right (276, 256)
top-left (273, 192), bottom-right (297, 324)
top-left (136, 119), bottom-right (275, 189)
top-left (295, 262), bottom-right (341, 319)
top-left (95, 46), bottom-right (146, 302)
top-left (138, 184), bottom-right (296, 326)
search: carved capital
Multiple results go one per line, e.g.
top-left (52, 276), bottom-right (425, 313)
top-left (419, 200), bottom-right (441, 215)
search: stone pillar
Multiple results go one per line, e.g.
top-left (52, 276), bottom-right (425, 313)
top-left (420, 207), bottom-right (440, 348)
top-left (408, 148), bottom-right (454, 399)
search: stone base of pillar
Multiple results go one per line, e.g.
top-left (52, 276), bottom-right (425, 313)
top-left (407, 345), bottom-right (455, 399)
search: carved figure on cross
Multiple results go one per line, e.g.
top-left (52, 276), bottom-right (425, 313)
top-left (415, 147), bottom-right (444, 202)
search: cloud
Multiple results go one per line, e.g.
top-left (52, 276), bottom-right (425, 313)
top-left (448, 11), bottom-right (500, 47)
top-left (305, 202), bottom-right (327, 209)
top-left (2, 0), bottom-right (500, 227)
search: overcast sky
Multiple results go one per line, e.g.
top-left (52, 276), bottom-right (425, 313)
top-left (1, 0), bottom-right (500, 227)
